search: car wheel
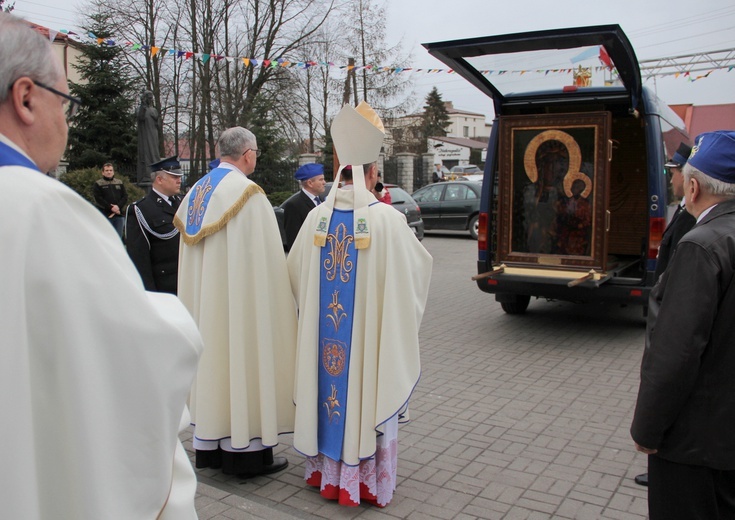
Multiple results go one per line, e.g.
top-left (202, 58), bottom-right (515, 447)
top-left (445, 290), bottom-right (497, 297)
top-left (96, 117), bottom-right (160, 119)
top-left (469, 215), bottom-right (479, 240)
top-left (500, 295), bottom-right (531, 314)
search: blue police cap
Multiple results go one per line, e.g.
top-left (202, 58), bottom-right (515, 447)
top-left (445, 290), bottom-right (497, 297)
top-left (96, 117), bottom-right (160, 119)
top-left (688, 131), bottom-right (735, 184)
top-left (294, 163), bottom-right (324, 181)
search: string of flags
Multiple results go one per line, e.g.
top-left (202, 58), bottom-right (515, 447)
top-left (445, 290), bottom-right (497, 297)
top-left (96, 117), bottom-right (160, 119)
top-left (42, 26), bottom-right (734, 83)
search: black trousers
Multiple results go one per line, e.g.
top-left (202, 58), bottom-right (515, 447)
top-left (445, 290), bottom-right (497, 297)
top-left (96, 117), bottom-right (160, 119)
top-left (648, 454), bottom-right (735, 520)
top-left (195, 447), bottom-right (274, 475)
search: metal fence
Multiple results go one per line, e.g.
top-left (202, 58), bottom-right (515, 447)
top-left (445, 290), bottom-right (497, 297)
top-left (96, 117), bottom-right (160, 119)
top-left (382, 156), bottom-right (398, 186)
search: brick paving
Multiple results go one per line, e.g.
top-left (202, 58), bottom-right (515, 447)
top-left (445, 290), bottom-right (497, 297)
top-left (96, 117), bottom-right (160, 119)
top-left (188, 233), bottom-right (650, 519)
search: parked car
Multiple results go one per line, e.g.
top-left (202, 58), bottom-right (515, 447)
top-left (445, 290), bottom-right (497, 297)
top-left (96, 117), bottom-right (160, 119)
top-left (450, 164), bottom-right (482, 174)
top-left (411, 180), bottom-right (482, 239)
top-left (424, 24), bottom-right (691, 314)
top-left (275, 182), bottom-right (425, 245)
top-left (461, 173), bottom-right (484, 182)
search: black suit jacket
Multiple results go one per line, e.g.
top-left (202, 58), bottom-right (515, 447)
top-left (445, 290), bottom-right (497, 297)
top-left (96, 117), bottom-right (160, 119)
top-left (281, 190), bottom-right (318, 251)
top-left (125, 190), bottom-right (181, 293)
top-left (654, 204), bottom-right (696, 280)
top-left (632, 199), bottom-right (735, 469)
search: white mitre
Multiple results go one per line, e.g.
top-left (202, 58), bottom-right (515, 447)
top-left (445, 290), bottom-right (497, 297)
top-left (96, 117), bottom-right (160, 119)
top-left (313, 101), bottom-right (385, 249)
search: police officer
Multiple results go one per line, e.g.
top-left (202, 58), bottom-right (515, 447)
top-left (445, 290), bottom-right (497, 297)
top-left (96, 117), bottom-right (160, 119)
top-left (125, 156), bottom-right (183, 294)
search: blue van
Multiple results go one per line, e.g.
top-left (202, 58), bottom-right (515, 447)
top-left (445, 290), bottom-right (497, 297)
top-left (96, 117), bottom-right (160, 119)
top-left (425, 25), bottom-right (691, 314)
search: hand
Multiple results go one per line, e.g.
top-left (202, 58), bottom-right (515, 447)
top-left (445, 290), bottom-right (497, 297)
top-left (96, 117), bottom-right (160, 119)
top-left (635, 442), bottom-right (658, 455)
top-left (111, 204), bottom-right (121, 215)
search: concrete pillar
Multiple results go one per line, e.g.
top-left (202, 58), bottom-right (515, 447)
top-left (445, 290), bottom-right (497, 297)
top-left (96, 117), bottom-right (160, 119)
top-left (422, 153), bottom-right (436, 188)
top-left (298, 153), bottom-right (318, 166)
top-left (396, 152), bottom-right (416, 191)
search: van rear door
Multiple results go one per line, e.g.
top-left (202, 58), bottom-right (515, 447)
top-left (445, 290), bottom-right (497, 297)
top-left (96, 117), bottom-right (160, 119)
top-left (423, 24), bottom-right (642, 114)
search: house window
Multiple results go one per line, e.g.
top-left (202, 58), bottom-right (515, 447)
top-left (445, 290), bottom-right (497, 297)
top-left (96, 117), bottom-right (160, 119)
top-left (463, 126), bottom-right (469, 137)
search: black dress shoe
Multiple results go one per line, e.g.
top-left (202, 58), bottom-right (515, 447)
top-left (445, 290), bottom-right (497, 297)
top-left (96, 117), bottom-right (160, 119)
top-left (239, 456), bottom-right (288, 478)
top-left (634, 473), bottom-right (648, 486)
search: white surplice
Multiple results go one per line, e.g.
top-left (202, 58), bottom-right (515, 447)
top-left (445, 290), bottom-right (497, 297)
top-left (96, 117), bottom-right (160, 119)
top-left (0, 156), bottom-right (203, 519)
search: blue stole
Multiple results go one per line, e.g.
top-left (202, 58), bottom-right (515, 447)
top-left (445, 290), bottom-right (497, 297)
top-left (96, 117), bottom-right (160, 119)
top-left (0, 141), bottom-right (41, 172)
top-left (185, 166), bottom-right (230, 235)
top-left (317, 209), bottom-right (358, 462)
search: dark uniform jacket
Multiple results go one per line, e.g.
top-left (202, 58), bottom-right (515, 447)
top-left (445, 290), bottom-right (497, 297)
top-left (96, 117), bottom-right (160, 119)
top-left (281, 190), bottom-right (318, 252)
top-left (93, 177), bottom-right (128, 216)
top-left (125, 190), bottom-right (181, 294)
top-left (654, 203), bottom-right (696, 280)
top-left (631, 198), bottom-right (735, 470)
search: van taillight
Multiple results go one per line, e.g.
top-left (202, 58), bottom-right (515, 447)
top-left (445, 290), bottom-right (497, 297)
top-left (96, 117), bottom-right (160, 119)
top-left (478, 212), bottom-right (488, 250)
top-left (648, 217), bottom-right (665, 260)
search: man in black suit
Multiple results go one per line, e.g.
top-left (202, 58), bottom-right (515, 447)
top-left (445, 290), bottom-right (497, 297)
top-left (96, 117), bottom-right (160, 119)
top-left (631, 131), bottom-right (735, 519)
top-left (281, 163), bottom-right (326, 251)
top-left (126, 156), bottom-right (183, 293)
top-left (635, 142), bottom-right (694, 488)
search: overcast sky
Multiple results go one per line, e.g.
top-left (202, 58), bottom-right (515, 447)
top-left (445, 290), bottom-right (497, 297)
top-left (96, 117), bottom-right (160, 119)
top-left (385, 0), bottom-right (735, 118)
top-left (12, 0), bottom-right (735, 121)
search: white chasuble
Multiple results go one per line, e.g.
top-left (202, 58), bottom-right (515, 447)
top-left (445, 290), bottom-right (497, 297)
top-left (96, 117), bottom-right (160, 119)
top-left (1, 151), bottom-right (202, 519)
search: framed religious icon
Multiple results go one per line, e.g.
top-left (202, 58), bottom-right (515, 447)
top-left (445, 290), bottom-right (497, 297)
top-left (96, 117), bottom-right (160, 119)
top-left (496, 113), bottom-right (612, 271)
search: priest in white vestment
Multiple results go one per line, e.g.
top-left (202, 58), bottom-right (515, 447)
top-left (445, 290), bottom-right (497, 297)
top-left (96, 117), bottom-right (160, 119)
top-left (287, 102), bottom-right (432, 507)
top-left (175, 126), bottom-right (297, 476)
top-left (0, 13), bottom-right (202, 519)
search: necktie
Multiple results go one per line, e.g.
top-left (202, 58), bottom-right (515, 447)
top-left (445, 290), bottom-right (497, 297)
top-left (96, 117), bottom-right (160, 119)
top-left (314, 196), bottom-right (321, 206)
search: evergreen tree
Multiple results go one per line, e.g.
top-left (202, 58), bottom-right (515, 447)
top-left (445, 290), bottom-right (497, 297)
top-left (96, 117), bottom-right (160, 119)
top-left (66, 12), bottom-right (137, 173)
top-left (420, 87), bottom-right (451, 152)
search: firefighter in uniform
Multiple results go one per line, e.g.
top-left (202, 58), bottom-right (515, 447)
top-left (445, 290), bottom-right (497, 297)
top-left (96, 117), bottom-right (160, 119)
top-left (125, 156), bottom-right (183, 294)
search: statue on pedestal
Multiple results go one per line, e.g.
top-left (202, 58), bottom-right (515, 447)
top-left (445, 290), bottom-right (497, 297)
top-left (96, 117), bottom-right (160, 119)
top-left (137, 90), bottom-right (160, 186)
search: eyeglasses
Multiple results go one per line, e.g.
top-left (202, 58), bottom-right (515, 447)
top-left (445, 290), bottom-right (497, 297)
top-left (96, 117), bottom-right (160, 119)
top-left (33, 80), bottom-right (81, 120)
top-left (243, 148), bottom-right (262, 158)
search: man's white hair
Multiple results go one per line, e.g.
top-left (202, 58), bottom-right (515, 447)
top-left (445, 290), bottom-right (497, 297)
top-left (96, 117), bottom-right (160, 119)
top-left (218, 127), bottom-right (256, 158)
top-left (0, 13), bottom-right (61, 104)
top-left (683, 163), bottom-right (735, 198)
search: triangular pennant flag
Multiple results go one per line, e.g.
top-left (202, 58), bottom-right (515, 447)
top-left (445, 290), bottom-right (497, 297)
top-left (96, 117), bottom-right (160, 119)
top-left (185, 52), bottom-right (193, 60)
top-left (47, 30), bottom-right (58, 42)
top-left (262, 59), bottom-right (271, 67)
top-left (242, 57), bottom-right (250, 67)
top-left (201, 54), bottom-right (210, 63)
top-left (151, 46), bottom-right (160, 57)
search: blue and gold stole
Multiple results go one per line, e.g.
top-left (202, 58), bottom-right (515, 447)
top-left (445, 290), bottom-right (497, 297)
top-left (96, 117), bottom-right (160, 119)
top-left (185, 166), bottom-right (230, 235)
top-left (317, 209), bottom-right (358, 462)
top-left (0, 141), bottom-right (40, 171)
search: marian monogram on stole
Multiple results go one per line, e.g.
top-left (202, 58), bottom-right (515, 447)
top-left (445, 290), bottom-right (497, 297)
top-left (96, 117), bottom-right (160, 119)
top-left (318, 220), bottom-right (356, 449)
top-left (188, 176), bottom-right (213, 228)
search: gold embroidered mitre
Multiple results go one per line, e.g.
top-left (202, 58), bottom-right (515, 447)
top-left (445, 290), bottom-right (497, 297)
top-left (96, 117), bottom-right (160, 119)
top-left (313, 102), bottom-right (385, 249)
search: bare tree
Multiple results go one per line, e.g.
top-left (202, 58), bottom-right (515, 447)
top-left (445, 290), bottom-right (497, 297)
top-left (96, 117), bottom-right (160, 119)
top-left (337, 0), bottom-right (415, 118)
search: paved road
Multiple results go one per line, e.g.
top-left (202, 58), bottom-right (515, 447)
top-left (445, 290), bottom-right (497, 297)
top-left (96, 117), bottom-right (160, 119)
top-left (189, 233), bottom-right (650, 519)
